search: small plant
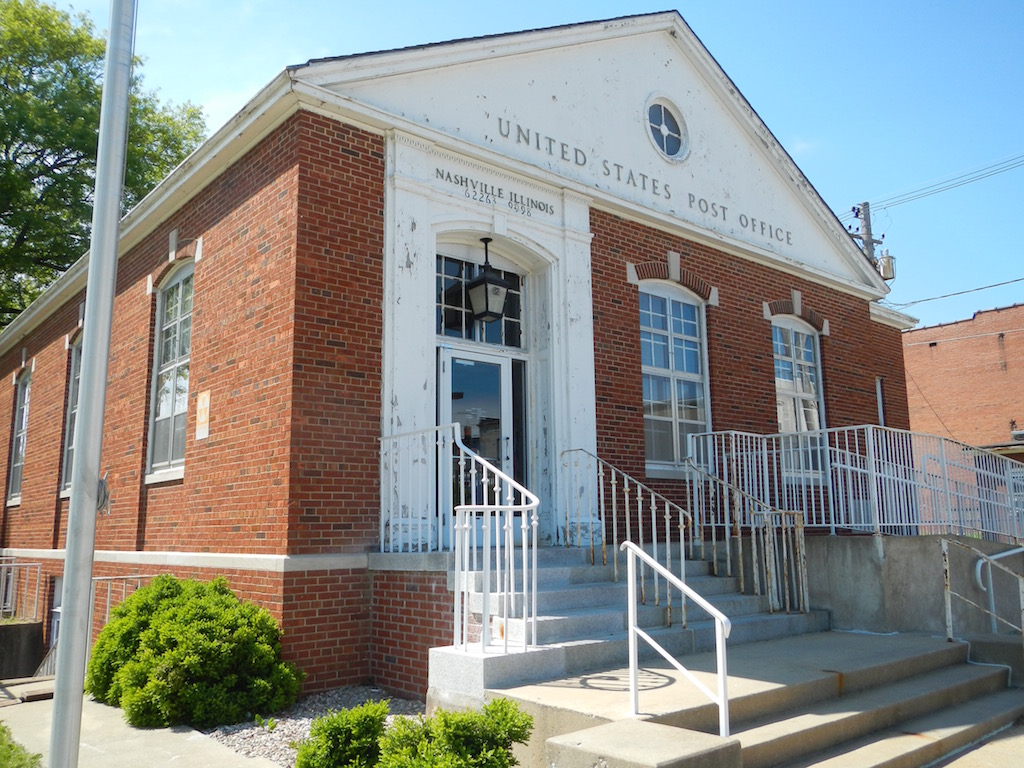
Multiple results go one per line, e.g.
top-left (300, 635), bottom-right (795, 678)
top-left (255, 714), bottom-right (278, 732)
top-left (85, 574), bottom-right (302, 728)
top-left (296, 697), bottom-right (533, 768)
top-left (378, 698), bottom-right (533, 768)
top-left (0, 722), bottom-right (42, 768)
top-left (295, 698), bottom-right (390, 768)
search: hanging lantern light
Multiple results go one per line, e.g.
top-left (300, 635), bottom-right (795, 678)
top-left (466, 237), bottom-right (512, 323)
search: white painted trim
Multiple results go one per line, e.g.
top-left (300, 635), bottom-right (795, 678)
top-left (144, 466), bottom-right (185, 485)
top-left (871, 302), bottom-right (918, 330)
top-left (0, 547), bottom-right (369, 573)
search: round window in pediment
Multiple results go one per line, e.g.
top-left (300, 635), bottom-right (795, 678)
top-left (647, 98), bottom-right (689, 161)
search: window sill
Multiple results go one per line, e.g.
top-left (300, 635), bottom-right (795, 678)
top-left (6, 495), bottom-right (20, 508)
top-left (145, 466), bottom-right (185, 485)
top-left (645, 465), bottom-right (691, 481)
top-left (59, 488), bottom-right (71, 500)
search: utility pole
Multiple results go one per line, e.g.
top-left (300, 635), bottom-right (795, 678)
top-left (852, 201), bottom-right (884, 262)
top-left (851, 201), bottom-right (895, 280)
top-left (49, 1), bottom-right (136, 766)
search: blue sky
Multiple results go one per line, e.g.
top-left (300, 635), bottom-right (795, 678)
top-left (59, 0), bottom-right (1023, 328)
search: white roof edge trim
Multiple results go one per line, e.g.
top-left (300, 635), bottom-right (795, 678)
top-left (871, 303), bottom-right (918, 330)
top-left (296, 11), bottom-right (887, 296)
top-left (294, 12), bottom-right (682, 86)
top-left (665, 18), bottom-right (887, 295)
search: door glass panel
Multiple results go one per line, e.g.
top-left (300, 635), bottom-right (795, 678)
top-left (451, 358), bottom-right (503, 468)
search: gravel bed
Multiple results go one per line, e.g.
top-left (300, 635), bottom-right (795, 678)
top-left (209, 685), bottom-right (426, 767)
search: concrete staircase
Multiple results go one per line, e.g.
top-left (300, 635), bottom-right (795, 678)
top-left (484, 546), bottom-right (829, 675)
top-left (501, 631), bottom-right (1024, 768)
top-left (428, 546), bottom-right (1024, 768)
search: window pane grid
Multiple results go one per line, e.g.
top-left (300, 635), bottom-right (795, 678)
top-left (640, 290), bottom-right (707, 466)
top-left (62, 342), bottom-right (82, 489)
top-left (151, 271), bottom-right (192, 470)
top-left (772, 321), bottom-right (823, 473)
top-left (8, 373), bottom-right (30, 499)
top-left (435, 255), bottom-right (522, 348)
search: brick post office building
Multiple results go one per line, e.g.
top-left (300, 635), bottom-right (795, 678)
top-left (0, 12), bottom-right (912, 698)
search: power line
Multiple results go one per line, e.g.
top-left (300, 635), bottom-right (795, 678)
top-left (837, 151), bottom-right (1024, 222)
top-left (888, 275), bottom-right (1024, 309)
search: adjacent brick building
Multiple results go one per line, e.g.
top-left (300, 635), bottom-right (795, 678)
top-left (903, 303), bottom-right (1024, 462)
top-left (0, 13), bottom-right (911, 698)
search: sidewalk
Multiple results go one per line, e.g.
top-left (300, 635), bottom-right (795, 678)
top-left (1, 678), bottom-right (279, 768)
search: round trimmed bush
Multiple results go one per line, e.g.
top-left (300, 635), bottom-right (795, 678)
top-left (86, 574), bottom-right (302, 728)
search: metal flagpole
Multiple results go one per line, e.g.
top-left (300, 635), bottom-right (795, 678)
top-left (49, 1), bottom-right (137, 766)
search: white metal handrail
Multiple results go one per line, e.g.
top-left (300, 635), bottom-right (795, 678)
top-left (974, 546), bottom-right (1024, 633)
top-left (692, 426), bottom-right (1024, 543)
top-left (942, 539), bottom-right (1024, 650)
top-left (560, 448), bottom-right (692, 625)
top-left (380, 423), bottom-right (540, 651)
top-left (450, 426), bottom-right (540, 652)
top-left (621, 541), bottom-right (732, 737)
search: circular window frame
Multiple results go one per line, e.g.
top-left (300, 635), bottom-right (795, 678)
top-left (645, 96), bottom-right (690, 162)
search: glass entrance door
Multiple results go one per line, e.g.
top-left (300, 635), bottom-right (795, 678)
top-left (441, 349), bottom-right (514, 476)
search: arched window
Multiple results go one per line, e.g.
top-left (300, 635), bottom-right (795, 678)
top-left (7, 369), bottom-right (31, 501)
top-left (639, 283), bottom-right (710, 471)
top-left (147, 262), bottom-right (193, 476)
top-left (771, 316), bottom-right (823, 434)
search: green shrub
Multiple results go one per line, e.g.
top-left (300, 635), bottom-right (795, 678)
top-left (85, 574), bottom-right (302, 728)
top-left (295, 699), bottom-right (390, 768)
top-left (369, 698), bottom-right (531, 768)
top-left (0, 722), bottom-right (41, 768)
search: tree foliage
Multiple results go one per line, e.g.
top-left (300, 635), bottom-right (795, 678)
top-left (0, 0), bottom-right (206, 326)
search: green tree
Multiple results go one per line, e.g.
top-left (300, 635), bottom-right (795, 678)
top-left (0, 0), bottom-right (206, 327)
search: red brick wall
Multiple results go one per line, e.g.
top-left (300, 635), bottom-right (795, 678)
top-left (903, 304), bottom-right (1024, 447)
top-left (589, 208), bottom-right (910, 486)
top-left (288, 114), bottom-right (385, 555)
top-left (281, 567), bottom-right (374, 692)
top-left (371, 570), bottom-right (451, 700)
top-left (0, 301), bottom-right (82, 549)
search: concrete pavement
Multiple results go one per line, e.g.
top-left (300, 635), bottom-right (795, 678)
top-left (1, 678), bottom-right (279, 768)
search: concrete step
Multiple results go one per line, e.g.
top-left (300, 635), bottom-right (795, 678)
top-left (462, 556), bottom-right (714, 592)
top-left (496, 592), bottom-right (777, 645)
top-left (533, 611), bottom-right (831, 677)
top-left (491, 633), bottom-right (971, 768)
top-left (778, 688), bottom-right (1024, 768)
top-left (736, 663), bottom-right (1009, 768)
top-left (472, 573), bottom-right (743, 616)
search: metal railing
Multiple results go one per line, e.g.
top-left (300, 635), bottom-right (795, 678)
top-left (380, 424), bottom-right (460, 553)
top-left (451, 431), bottom-right (540, 651)
top-left (621, 542), bottom-right (732, 737)
top-left (691, 426), bottom-right (1024, 543)
top-left (974, 545), bottom-right (1024, 634)
top-left (560, 449), bottom-right (693, 625)
top-left (684, 457), bottom-right (810, 613)
top-left (942, 539), bottom-right (1023, 655)
top-left (0, 558), bottom-right (42, 621)
top-left (380, 423), bottom-right (539, 649)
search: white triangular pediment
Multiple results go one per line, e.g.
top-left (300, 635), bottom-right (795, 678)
top-left (293, 13), bottom-right (885, 295)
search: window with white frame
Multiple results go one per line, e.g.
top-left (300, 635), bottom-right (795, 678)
top-left (8, 370), bottom-right (31, 501)
top-left (148, 264), bottom-right (193, 474)
top-left (772, 316), bottom-right (825, 474)
top-left (639, 284), bottom-right (710, 470)
top-left (772, 317), bottom-right (823, 434)
top-left (61, 338), bottom-right (82, 490)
